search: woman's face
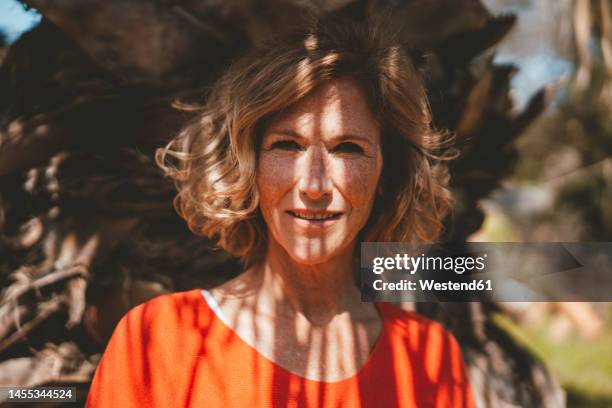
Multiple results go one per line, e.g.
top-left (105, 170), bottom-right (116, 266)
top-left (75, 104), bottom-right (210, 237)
top-left (257, 77), bottom-right (383, 264)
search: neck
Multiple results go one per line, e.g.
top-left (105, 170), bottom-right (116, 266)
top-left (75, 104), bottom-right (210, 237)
top-left (256, 238), bottom-right (361, 326)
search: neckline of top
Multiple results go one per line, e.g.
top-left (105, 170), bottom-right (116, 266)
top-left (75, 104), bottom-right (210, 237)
top-left (198, 288), bottom-right (390, 384)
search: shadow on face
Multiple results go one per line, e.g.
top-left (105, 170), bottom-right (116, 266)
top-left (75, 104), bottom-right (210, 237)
top-left (256, 77), bottom-right (383, 265)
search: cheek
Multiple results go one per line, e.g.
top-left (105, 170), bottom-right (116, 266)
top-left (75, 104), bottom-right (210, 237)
top-left (256, 153), bottom-right (295, 211)
top-left (332, 158), bottom-right (381, 213)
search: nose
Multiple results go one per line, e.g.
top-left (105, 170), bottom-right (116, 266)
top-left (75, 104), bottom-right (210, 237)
top-left (298, 146), bottom-right (333, 200)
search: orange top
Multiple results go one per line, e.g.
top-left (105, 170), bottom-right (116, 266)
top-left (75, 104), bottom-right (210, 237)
top-left (86, 289), bottom-right (476, 408)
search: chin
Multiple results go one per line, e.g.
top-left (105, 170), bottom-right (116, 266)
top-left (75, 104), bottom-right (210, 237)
top-left (285, 242), bottom-right (338, 265)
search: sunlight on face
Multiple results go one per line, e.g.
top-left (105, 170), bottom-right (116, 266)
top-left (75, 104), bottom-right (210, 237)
top-left (257, 77), bottom-right (383, 264)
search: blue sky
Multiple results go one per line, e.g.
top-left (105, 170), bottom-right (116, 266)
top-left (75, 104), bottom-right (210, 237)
top-left (0, 0), bottom-right (40, 43)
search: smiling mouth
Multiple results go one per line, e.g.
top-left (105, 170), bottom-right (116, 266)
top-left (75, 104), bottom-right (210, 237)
top-left (287, 210), bottom-right (342, 221)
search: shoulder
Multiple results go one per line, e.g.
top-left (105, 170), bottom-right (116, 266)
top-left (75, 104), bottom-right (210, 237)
top-left (379, 301), bottom-right (452, 338)
top-left (126, 288), bottom-right (209, 318)
top-left (100, 289), bottom-right (215, 375)
top-left (116, 289), bottom-right (214, 342)
top-left (379, 303), bottom-right (476, 407)
top-left (88, 290), bottom-right (214, 407)
top-left (379, 302), bottom-right (468, 380)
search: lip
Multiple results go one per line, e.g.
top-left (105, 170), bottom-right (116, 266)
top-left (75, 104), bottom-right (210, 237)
top-left (286, 209), bottom-right (343, 230)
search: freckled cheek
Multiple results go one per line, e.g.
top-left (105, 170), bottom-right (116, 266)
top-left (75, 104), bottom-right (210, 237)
top-left (330, 159), bottom-right (381, 208)
top-left (256, 154), bottom-right (296, 210)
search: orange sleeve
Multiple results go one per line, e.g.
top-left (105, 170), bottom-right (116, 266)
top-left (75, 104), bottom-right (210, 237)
top-left (435, 330), bottom-right (477, 408)
top-left (86, 292), bottom-right (209, 407)
top-left (86, 303), bottom-right (154, 408)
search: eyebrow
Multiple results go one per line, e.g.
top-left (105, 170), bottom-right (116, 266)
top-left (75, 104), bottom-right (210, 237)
top-left (265, 129), bottom-right (376, 145)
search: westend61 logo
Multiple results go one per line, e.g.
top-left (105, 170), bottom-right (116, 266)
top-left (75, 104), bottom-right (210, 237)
top-left (371, 253), bottom-right (488, 275)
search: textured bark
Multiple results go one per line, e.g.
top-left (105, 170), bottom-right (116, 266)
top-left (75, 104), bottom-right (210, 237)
top-left (0, 1), bottom-right (565, 406)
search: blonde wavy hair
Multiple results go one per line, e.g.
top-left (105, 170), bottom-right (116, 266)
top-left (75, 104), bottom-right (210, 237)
top-left (156, 15), bottom-right (453, 265)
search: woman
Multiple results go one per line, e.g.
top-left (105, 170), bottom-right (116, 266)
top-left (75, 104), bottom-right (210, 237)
top-left (86, 15), bottom-right (475, 408)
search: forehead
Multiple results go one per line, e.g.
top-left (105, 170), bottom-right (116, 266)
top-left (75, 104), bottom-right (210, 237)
top-left (264, 77), bottom-right (380, 140)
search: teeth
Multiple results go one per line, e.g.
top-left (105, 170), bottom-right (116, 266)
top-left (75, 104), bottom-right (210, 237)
top-left (291, 211), bottom-right (338, 220)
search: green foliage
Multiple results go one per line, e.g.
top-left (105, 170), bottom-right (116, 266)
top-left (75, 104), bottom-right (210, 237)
top-left (494, 312), bottom-right (612, 408)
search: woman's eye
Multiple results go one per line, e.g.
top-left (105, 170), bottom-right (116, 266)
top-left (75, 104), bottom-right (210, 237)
top-left (270, 140), bottom-right (303, 151)
top-left (332, 142), bottom-right (364, 154)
